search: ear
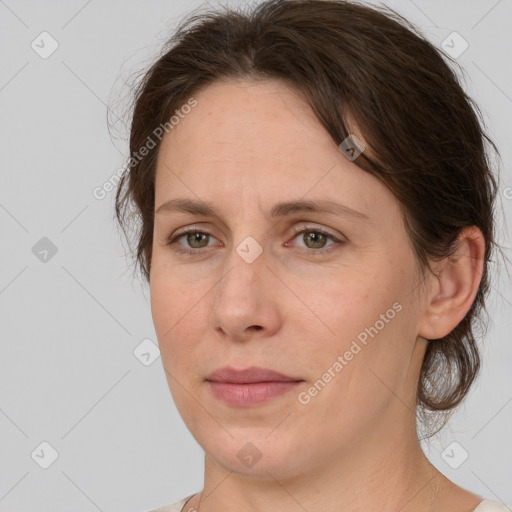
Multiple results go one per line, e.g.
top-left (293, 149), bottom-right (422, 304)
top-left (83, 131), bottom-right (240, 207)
top-left (418, 226), bottom-right (486, 340)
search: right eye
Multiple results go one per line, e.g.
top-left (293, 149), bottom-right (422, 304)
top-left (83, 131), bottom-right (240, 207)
top-left (166, 228), bottom-right (220, 255)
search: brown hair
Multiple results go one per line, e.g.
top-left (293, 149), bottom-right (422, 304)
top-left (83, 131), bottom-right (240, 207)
top-left (114, 0), bottom-right (503, 435)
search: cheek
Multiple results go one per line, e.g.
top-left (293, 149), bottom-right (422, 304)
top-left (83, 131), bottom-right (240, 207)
top-left (299, 268), bottom-right (394, 343)
top-left (293, 263), bottom-right (413, 378)
top-left (150, 275), bottom-right (206, 414)
top-left (316, 274), bottom-right (419, 404)
top-left (150, 272), bottom-right (199, 361)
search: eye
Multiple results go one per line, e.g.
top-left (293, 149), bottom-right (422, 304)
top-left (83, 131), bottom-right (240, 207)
top-left (286, 225), bottom-right (345, 256)
top-left (166, 228), bottom-right (220, 255)
top-left (165, 224), bottom-right (345, 257)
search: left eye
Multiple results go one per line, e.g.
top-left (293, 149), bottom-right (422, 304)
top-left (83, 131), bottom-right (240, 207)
top-left (287, 226), bottom-right (342, 254)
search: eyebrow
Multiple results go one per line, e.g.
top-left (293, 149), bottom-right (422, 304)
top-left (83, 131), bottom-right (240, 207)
top-left (155, 197), bottom-right (369, 222)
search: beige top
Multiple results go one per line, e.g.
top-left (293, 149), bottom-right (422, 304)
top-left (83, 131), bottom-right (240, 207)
top-left (145, 495), bottom-right (511, 512)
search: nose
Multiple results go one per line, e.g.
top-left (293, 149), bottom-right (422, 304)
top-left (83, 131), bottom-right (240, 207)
top-left (209, 247), bottom-right (282, 343)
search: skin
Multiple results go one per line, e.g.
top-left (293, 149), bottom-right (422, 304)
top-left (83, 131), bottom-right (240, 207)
top-left (150, 78), bottom-right (485, 512)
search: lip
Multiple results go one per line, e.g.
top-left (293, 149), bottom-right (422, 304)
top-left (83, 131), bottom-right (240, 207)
top-left (206, 366), bottom-right (304, 407)
top-left (206, 365), bottom-right (301, 383)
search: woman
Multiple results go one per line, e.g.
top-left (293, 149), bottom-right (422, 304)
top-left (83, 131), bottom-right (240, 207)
top-left (114, 0), bottom-right (509, 511)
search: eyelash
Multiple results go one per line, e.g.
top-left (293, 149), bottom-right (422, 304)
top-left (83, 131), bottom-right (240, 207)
top-left (165, 225), bottom-right (344, 257)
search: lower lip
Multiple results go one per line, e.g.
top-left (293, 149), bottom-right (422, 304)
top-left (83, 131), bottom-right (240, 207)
top-left (207, 381), bottom-right (302, 406)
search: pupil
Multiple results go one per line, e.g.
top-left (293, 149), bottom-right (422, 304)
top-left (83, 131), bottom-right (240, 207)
top-left (189, 233), bottom-right (207, 247)
top-left (307, 232), bottom-right (324, 248)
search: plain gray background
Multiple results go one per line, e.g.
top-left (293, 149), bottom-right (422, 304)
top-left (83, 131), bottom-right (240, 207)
top-left (1, 0), bottom-right (511, 511)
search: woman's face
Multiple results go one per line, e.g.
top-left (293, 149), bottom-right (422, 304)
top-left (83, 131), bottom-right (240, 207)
top-left (150, 78), bottom-right (431, 479)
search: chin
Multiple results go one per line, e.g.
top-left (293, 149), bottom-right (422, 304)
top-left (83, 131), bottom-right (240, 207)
top-left (198, 425), bottom-right (311, 479)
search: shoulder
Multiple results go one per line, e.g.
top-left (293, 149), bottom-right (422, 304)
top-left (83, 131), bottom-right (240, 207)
top-left (473, 499), bottom-right (511, 512)
top-left (143, 493), bottom-right (196, 512)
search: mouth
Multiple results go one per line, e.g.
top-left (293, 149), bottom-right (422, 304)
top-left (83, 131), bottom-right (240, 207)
top-left (206, 366), bottom-right (304, 407)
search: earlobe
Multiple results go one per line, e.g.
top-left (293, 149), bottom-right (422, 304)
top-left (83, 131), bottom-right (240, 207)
top-left (418, 226), bottom-right (485, 340)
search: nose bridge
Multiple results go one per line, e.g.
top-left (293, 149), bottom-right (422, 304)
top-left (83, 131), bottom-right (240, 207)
top-left (217, 234), bottom-right (267, 305)
top-left (209, 233), bottom-right (278, 338)
top-left (220, 201), bottom-right (269, 287)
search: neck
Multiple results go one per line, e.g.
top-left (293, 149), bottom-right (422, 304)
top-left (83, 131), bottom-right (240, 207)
top-left (191, 408), bottom-right (447, 512)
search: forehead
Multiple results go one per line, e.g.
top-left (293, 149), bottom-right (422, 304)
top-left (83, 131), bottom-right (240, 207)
top-left (153, 78), bottom-right (394, 225)
top-left (158, 79), bottom-right (335, 171)
top-left (156, 78), bottom-right (365, 180)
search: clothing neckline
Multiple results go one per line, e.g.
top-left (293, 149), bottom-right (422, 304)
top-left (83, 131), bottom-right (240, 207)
top-left (178, 495), bottom-right (508, 512)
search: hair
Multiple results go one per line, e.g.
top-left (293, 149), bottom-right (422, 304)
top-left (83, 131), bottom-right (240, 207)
top-left (113, 0), bottom-right (504, 436)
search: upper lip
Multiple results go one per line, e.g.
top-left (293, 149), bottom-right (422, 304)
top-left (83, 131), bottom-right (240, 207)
top-left (206, 366), bottom-right (302, 384)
